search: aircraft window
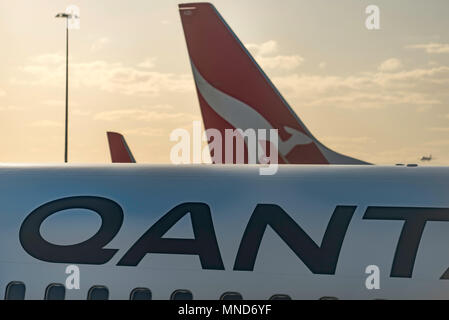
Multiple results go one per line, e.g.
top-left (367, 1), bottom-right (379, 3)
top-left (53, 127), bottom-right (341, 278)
top-left (319, 296), bottom-right (339, 300)
top-left (45, 283), bottom-right (66, 300)
top-left (170, 290), bottom-right (193, 300)
top-left (130, 288), bottom-right (152, 300)
top-left (270, 294), bottom-right (292, 300)
top-left (220, 292), bottom-right (243, 300)
top-left (87, 286), bottom-right (109, 300)
top-left (5, 281), bottom-right (26, 300)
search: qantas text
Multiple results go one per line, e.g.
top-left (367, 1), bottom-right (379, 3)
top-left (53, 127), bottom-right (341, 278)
top-left (18, 196), bottom-right (449, 279)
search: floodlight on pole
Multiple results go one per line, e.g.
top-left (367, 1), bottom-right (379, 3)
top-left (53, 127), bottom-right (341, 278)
top-left (55, 11), bottom-right (79, 163)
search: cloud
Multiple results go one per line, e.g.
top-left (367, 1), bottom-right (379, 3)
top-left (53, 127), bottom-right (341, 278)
top-left (425, 139), bottom-right (449, 147)
top-left (0, 105), bottom-right (23, 111)
top-left (31, 53), bottom-right (65, 65)
top-left (319, 62), bottom-right (327, 69)
top-left (320, 136), bottom-right (376, 159)
top-left (147, 104), bottom-right (175, 110)
top-left (429, 127), bottom-right (449, 133)
top-left (416, 105), bottom-right (433, 113)
top-left (407, 43), bottom-right (449, 54)
top-left (91, 37), bottom-right (110, 52)
top-left (246, 40), bottom-right (304, 70)
top-left (247, 40), bottom-right (278, 56)
top-left (378, 58), bottom-right (402, 72)
top-left (256, 55), bottom-right (304, 71)
top-left (72, 109), bottom-right (91, 116)
top-left (41, 99), bottom-right (79, 107)
top-left (31, 120), bottom-right (62, 128)
top-left (41, 99), bottom-right (63, 107)
top-left (13, 54), bottom-right (194, 96)
top-left (94, 107), bottom-right (197, 124)
top-left (322, 136), bottom-right (376, 144)
top-left (272, 66), bottom-right (449, 109)
top-left (124, 127), bottom-right (165, 137)
top-left (138, 57), bottom-right (157, 69)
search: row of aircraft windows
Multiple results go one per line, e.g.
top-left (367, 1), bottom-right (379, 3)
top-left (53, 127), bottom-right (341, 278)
top-left (4, 281), bottom-right (338, 300)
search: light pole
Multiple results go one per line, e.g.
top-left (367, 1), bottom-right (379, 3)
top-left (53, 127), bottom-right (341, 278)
top-left (55, 12), bottom-right (73, 163)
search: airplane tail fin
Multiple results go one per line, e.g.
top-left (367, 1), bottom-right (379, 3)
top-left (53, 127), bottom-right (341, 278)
top-left (179, 3), bottom-right (369, 165)
top-left (107, 132), bottom-right (136, 163)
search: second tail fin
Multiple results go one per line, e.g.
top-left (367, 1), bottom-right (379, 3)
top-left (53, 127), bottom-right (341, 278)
top-left (107, 132), bottom-right (136, 163)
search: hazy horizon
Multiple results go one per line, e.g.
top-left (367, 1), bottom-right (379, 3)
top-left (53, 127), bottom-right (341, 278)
top-left (0, 0), bottom-right (448, 165)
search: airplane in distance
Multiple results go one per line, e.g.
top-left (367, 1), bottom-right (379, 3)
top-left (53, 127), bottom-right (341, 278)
top-left (1, 3), bottom-right (449, 301)
top-left (421, 155), bottom-right (433, 162)
top-left (108, 1), bottom-right (370, 165)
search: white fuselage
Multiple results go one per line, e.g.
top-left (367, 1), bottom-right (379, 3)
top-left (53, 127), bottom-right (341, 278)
top-left (1, 164), bottom-right (449, 300)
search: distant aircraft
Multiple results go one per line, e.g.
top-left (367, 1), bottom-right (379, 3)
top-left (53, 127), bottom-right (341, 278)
top-left (421, 155), bottom-right (433, 162)
top-left (109, 2), bottom-right (370, 165)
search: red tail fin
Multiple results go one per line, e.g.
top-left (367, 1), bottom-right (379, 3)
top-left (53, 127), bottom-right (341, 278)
top-left (107, 132), bottom-right (136, 163)
top-left (179, 3), bottom-right (368, 165)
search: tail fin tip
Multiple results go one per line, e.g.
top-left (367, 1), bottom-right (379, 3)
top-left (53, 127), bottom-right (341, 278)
top-left (106, 132), bottom-right (136, 163)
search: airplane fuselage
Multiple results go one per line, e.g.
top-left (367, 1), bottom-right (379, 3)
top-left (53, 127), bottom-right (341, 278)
top-left (1, 164), bottom-right (449, 299)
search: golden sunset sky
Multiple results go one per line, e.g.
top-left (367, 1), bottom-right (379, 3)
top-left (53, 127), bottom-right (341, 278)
top-left (0, 0), bottom-right (448, 164)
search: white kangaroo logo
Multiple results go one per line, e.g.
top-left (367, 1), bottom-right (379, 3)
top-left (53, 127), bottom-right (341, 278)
top-left (192, 64), bottom-right (313, 158)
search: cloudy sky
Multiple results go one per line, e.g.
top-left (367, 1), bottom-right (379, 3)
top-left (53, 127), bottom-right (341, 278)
top-left (0, 0), bottom-right (448, 165)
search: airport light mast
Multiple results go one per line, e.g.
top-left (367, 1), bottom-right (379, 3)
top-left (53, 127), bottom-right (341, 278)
top-left (55, 11), bottom-right (78, 163)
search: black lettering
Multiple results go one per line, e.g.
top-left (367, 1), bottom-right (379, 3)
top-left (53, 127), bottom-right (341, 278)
top-left (234, 205), bottom-right (356, 273)
top-left (20, 196), bottom-right (123, 264)
top-left (118, 203), bottom-right (224, 270)
top-left (364, 206), bottom-right (449, 279)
